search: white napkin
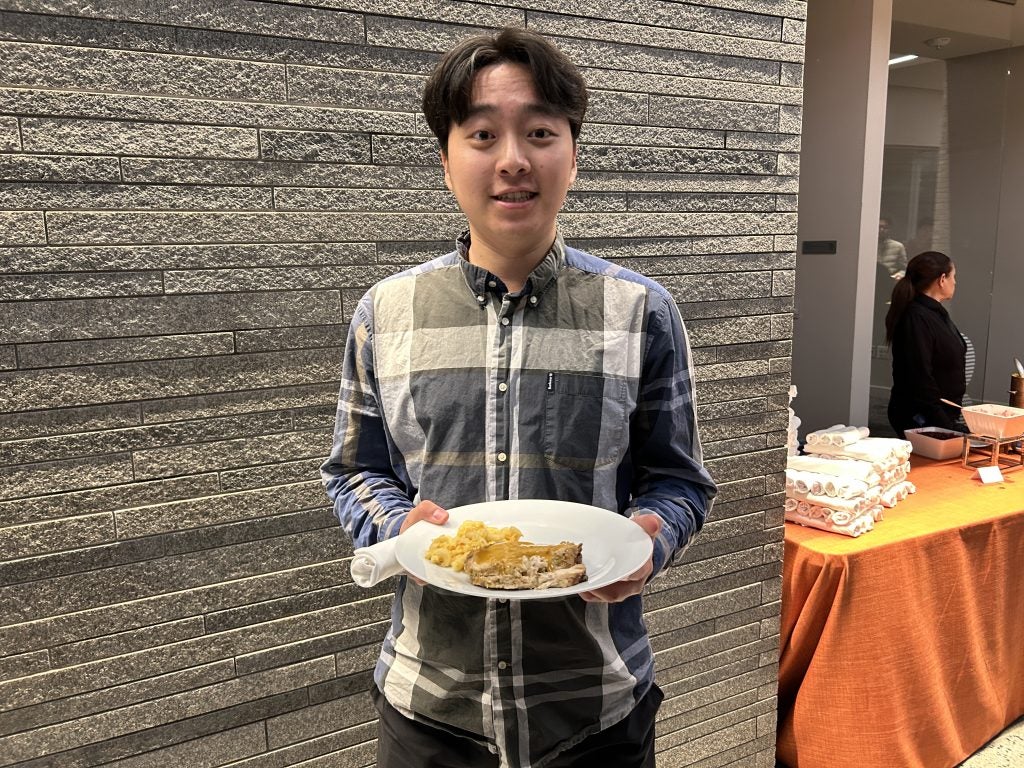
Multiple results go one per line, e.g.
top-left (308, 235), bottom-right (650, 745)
top-left (350, 537), bottom-right (404, 588)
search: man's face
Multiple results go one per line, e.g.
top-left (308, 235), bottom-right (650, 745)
top-left (441, 63), bottom-right (577, 259)
top-left (879, 219), bottom-right (890, 241)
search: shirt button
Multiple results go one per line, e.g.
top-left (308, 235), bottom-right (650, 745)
top-left (529, 296), bottom-right (538, 305)
top-left (498, 382), bottom-right (508, 393)
top-left (476, 294), bottom-right (485, 303)
top-left (488, 280), bottom-right (497, 288)
top-left (500, 317), bottom-right (510, 326)
top-left (497, 452), bottom-right (507, 462)
top-left (497, 661), bottom-right (508, 670)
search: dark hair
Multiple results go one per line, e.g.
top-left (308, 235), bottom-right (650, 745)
top-left (421, 27), bottom-right (588, 153)
top-left (884, 251), bottom-right (954, 343)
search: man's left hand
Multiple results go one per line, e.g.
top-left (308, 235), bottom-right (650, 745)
top-left (578, 513), bottom-right (662, 603)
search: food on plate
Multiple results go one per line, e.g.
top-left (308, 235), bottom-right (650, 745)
top-left (927, 430), bottom-right (963, 441)
top-left (425, 520), bottom-right (522, 572)
top-left (463, 540), bottom-right (587, 590)
top-left (425, 519), bottom-right (588, 590)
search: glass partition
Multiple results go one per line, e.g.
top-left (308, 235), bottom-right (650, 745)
top-left (869, 48), bottom-right (1016, 436)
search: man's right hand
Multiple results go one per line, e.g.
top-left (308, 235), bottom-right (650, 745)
top-left (399, 500), bottom-right (448, 534)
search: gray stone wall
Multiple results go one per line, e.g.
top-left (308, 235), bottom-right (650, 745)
top-left (0, 2), bottom-right (803, 765)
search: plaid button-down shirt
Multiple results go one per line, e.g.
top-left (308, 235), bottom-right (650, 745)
top-left (322, 233), bottom-right (716, 767)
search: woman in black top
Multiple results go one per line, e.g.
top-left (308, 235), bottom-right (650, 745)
top-left (885, 251), bottom-right (966, 438)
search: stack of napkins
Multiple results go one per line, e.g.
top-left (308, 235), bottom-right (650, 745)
top-left (784, 425), bottom-right (915, 537)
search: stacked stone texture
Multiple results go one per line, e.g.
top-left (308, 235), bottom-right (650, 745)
top-left (0, 1), bottom-right (804, 765)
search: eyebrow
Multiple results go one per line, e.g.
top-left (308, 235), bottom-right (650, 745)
top-left (461, 101), bottom-right (565, 122)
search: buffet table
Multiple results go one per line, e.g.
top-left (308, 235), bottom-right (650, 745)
top-left (777, 456), bottom-right (1024, 768)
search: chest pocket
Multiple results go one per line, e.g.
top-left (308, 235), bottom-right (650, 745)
top-left (543, 372), bottom-right (628, 469)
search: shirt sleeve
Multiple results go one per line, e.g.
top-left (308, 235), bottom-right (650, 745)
top-left (626, 291), bottom-right (718, 577)
top-left (320, 294), bottom-right (414, 547)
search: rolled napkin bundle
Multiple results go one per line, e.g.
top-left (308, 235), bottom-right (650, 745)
top-left (828, 506), bottom-right (856, 526)
top-left (805, 424), bottom-right (870, 447)
top-left (830, 476), bottom-right (871, 500)
top-left (880, 480), bottom-right (917, 508)
top-left (817, 437), bottom-right (911, 463)
top-left (802, 428), bottom-right (843, 444)
top-left (806, 444), bottom-right (897, 474)
top-left (787, 454), bottom-right (880, 485)
top-left (787, 468), bottom-right (869, 499)
top-left (802, 492), bottom-right (870, 515)
top-left (863, 437), bottom-right (913, 461)
top-left (785, 509), bottom-right (875, 537)
top-left (806, 503), bottom-right (832, 520)
top-left (879, 462), bottom-right (910, 487)
top-left (879, 488), bottom-right (900, 508)
top-left (825, 426), bottom-right (870, 447)
top-left (786, 469), bottom-right (826, 496)
top-left (808, 436), bottom-right (908, 460)
top-left (350, 537), bottom-right (404, 588)
top-left (804, 423), bottom-right (846, 447)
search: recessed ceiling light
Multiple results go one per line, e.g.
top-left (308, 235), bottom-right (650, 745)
top-left (888, 54), bottom-right (919, 66)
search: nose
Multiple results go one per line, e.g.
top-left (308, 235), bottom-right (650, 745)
top-left (496, 137), bottom-right (530, 176)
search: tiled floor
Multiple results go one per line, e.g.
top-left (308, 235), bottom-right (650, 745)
top-left (959, 716), bottom-right (1024, 767)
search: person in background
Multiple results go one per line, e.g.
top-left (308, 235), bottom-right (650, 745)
top-left (904, 216), bottom-right (934, 261)
top-left (877, 215), bottom-right (908, 278)
top-left (320, 27), bottom-right (717, 768)
top-left (885, 251), bottom-right (966, 437)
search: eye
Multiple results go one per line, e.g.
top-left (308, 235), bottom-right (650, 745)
top-left (470, 130), bottom-right (494, 141)
top-left (530, 128), bottom-right (555, 139)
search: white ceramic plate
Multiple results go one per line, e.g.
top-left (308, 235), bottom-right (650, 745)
top-left (393, 499), bottom-right (653, 600)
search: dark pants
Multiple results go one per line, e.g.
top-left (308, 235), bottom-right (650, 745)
top-left (373, 684), bottom-right (663, 768)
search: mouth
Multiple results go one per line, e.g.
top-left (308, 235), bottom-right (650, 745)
top-left (493, 191), bottom-right (537, 203)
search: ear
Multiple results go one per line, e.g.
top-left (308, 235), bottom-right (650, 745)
top-left (440, 149), bottom-right (453, 192)
top-left (568, 143), bottom-right (578, 187)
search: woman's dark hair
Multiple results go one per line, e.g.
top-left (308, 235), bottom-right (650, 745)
top-left (884, 251), bottom-right (954, 343)
top-left (421, 27), bottom-right (588, 153)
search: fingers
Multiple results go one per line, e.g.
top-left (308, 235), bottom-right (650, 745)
top-left (399, 500), bottom-right (448, 534)
top-left (633, 513), bottom-right (662, 539)
top-left (579, 559), bottom-right (653, 603)
top-left (579, 514), bottom-right (661, 603)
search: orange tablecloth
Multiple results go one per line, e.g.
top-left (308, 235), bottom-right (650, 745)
top-left (777, 457), bottom-right (1024, 768)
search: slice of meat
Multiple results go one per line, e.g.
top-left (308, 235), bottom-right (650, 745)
top-left (463, 541), bottom-right (586, 589)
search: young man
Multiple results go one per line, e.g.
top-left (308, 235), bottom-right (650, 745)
top-left (321, 27), bottom-right (717, 768)
top-left (878, 216), bottom-right (908, 278)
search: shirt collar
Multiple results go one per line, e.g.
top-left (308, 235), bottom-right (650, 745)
top-left (456, 230), bottom-right (564, 303)
top-left (915, 293), bottom-right (947, 315)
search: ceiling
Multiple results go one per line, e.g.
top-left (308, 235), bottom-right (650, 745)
top-left (890, 0), bottom-right (1022, 60)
